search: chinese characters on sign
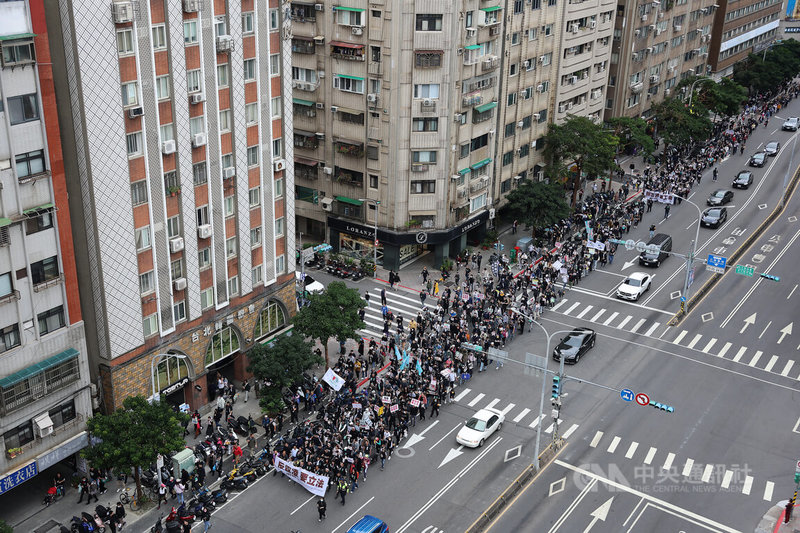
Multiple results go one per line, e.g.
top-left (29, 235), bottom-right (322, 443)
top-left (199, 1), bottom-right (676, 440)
top-left (644, 189), bottom-right (675, 205)
top-left (0, 461), bottom-right (38, 495)
top-left (272, 455), bottom-right (329, 497)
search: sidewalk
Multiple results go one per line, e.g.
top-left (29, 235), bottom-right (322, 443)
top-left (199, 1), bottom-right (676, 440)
top-left (755, 500), bottom-right (798, 533)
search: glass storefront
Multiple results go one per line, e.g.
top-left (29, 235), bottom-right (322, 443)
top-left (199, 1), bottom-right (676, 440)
top-left (339, 233), bottom-right (383, 265)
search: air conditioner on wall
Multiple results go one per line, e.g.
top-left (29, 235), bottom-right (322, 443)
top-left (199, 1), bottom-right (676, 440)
top-left (197, 224), bottom-right (212, 239)
top-left (533, 113), bottom-right (541, 119)
top-left (170, 237), bottom-right (185, 253)
top-left (315, 3), bottom-right (323, 10)
top-left (320, 197), bottom-right (334, 211)
top-left (273, 159), bottom-right (286, 172)
top-left (33, 413), bottom-right (54, 438)
top-left (173, 277), bottom-right (187, 291)
top-left (315, 102), bottom-right (325, 109)
top-left (223, 167), bottom-right (236, 178)
top-left (128, 107), bottom-right (144, 118)
top-left (112, 1), bottom-right (134, 23)
top-left (422, 98), bottom-right (434, 107)
top-left (367, 93), bottom-right (378, 103)
top-left (183, 0), bottom-right (200, 12)
top-left (323, 166), bottom-right (333, 174)
top-left (191, 93), bottom-right (205, 104)
top-left (192, 133), bottom-right (207, 147)
top-left (352, 26), bottom-right (363, 35)
top-left (330, 106), bottom-right (339, 112)
top-left (162, 140), bottom-right (176, 154)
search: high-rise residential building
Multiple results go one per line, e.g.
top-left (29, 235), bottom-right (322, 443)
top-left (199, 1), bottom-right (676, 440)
top-left (708, 0), bottom-right (781, 78)
top-left (45, 0), bottom-right (296, 412)
top-left (606, 0), bottom-right (718, 119)
top-left (0, 0), bottom-right (91, 494)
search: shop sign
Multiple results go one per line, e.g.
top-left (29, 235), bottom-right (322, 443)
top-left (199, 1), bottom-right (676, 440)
top-left (0, 462), bottom-right (38, 495)
top-left (160, 377), bottom-right (190, 397)
top-left (328, 210), bottom-right (490, 246)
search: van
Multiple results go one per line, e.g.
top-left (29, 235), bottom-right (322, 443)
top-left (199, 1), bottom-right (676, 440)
top-left (346, 515), bottom-right (389, 533)
top-left (638, 233), bottom-right (672, 267)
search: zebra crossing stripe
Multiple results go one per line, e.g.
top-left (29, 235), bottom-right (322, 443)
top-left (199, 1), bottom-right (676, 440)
top-left (576, 305), bottom-right (594, 319)
top-left (468, 393), bottom-right (485, 407)
top-left (742, 475), bottom-right (753, 495)
top-left (513, 408), bottom-right (531, 423)
top-left (591, 309), bottom-right (606, 322)
top-left (721, 470), bottom-right (733, 489)
top-left (630, 319), bottom-right (647, 333)
top-left (485, 398), bottom-right (500, 410)
top-left (528, 414), bottom-right (545, 428)
top-left (702, 338), bottom-right (717, 353)
top-left (764, 355), bottom-right (779, 372)
top-left (781, 360), bottom-right (795, 377)
top-left (602, 312), bottom-right (620, 326)
top-left (562, 424), bottom-right (579, 439)
top-left (732, 346), bottom-right (747, 362)
top-left (673, 330), bottom-right (688, 344)
top-left (701, 464), bottom-right (714, 483)
top-left (643, 447), bottom-right (657, 465)
top-left (681, 458), bottom-right (694, 477)
top-left (624, 442), bottom-right (639, 459)
top-left (662, 453), bottom-right (675, 471)
top-left (499, 403), bottom-right (516, 416)
top-left (552, 299), bottom-right (569, 312)
top-left (764, 481), bottom-right (775, 501)
top-left (717, 342), bottom-right (732, 358)
top-left (747, 351), bottom-right (763, 367)
top-left (607, 436), bottom-right (621, 453)
top-left (616, 316), bottom-right (633, 329)
top-left (454, 388), bottom-right (472, 402)
top-left (686, 334), bottom-right (703, 349)
top-left (589, 431), bottom-right (604, 448)
top-left (644, 322), bottom-right (660, 336)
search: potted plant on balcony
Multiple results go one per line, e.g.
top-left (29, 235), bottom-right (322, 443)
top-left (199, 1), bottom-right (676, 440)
top-left (6, 447), bottom-right (22, 459)
top-left (168, 186), bottom-right (181, 197)
top-left (406, 219), bottom-right (421, 229)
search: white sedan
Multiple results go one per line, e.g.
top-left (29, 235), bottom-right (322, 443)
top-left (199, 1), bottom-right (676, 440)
top-left (616, 272), bottom-right (652, 301)
top-left (295, 271), bottom-right (325, 294)
top-left (456, 407), bottom-right (505, 448)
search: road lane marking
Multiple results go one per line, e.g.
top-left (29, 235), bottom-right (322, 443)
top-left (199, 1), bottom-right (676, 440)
top-left (625, 442), bottom-right (639, 459)
top-left (591, 309), bottom-right (606, 322)
top-left (661, 453), bottom-right (675, 471)
top-left (607, 436), bottom-right (621, 453)
top-left (602, 312), bottom-right (620, 326)
top-left (764, 355), bottom-right (779, 372)
top-left (748, 351), bottom-right (763, 367)
top-left (781, 360), bottom-right (795, 377)
top-left (290, 495), bottom-right (316, 515)
top-left (644, 447), bottom-right (657, 465)
top-left (499, 403), bottom-right (516, 415)
top-left (564, 302), bottom-right (581, 314)
top-left (454, 388), bottom-right (472, 402)
top-left (702, 338), bottom-right (717, 353)
top-left (673, 330), bottom-right (688, 344)
top-left (759, 320), bottom-right (773, 339)
top-left (590, 431), bottom-right (604, 448)
top-left (701, 464), bottom-right (714, 483)
top-left (717, 342), bottom-right (732, 358)
top-left (644, 322), bottom-right (661, 336)
top-left (552, 299), bottom-right (569, 311)
top-left (428, 423), bottom-right (461, 451)
top-left (789, 285), bottom-right (798, 299)
top-left (742, 475), bottom-right (753, 495)
top-left (529, 414), bottom-right (545, 428)
top-left (721, 470), bottom-right (733, 489)
top-left (562, 424), bottom-right (579, 439)
top-left (485, 398), bottom-right (500, 410)
top-left (681, 458), bottom-right (694, 477)
top-left (659, 326), bottom-right (671, 339)
top-left (686, 334), bottom-right (703, 349)
top-left (513, 408), bottom-right (531, 423)
top-left (732, 346), bottom-right (747, 362)
top-left (544, 423), bottom-right (554, 434)
top-left (764, 481), bottom-right (775, 501)
top-left (616, 316), bottom-right (633, 329)
top-left (331, 496), bottom-right (375, 533)
top-left (546, 478), bottom-right (598, 533)
top-left (576, 305), bottom-right (594, 319)
top-left (630, 319), bottom-right (647, 333)
top-left (468, 393), bottom-right (485, 407)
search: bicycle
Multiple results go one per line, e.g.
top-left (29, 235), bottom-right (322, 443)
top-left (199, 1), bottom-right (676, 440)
top-left (120, 486), bottom-right (151, 511)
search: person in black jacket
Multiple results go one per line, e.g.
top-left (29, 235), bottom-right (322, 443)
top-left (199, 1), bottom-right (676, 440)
top-left (317, 497), bottom-right (327, 521)
top-left (114, 501), bottom-right (127, 530)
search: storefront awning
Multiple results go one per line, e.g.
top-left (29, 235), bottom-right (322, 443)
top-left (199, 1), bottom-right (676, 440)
top-left (336, 73), bottom-right (364, 81)
top-left (465, 44), bottom-right (481, 50)
top-left (458, 168), bottom-right (471, 175)
top-left (0, 33), bottom-right (35, 41)
top-left (480, 5), bottom-right (503, 12)
top-left (295, 156), bottom-right (320, 166)
top-left (0, 348), bottom-right (79, 388)
top-left (335, 106), bottom-right (363, 115)
top-left (471, 158), bottom-right (492, 170)
top-left (23, 202), bottom-right (55, 215)
top-left (336, 196), bottom-right (363, 206)
top-left (330, 41), bottom-right (364, 49)
top-left (0, 217), bottom-right (11, 228)
top-left (335, 6), bottom-right (364, 11)
top-left (474, 101), bottom-right (498, 113)
top-left (295, 129), bottom-right (316, 137)
top-left (292, 35), bottom-right (314, 41)
top-left (293, 97), bottom-right (314, 106)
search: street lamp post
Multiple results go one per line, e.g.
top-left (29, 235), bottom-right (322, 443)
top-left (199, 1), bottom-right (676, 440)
top-left (677, 197), bottom-right (703, 312)
top-left (359, 199), bottom-right (381, 277)
top-left (686, 76), bottom-right (713, 109)
top-left (782, 135), bottom-right (799, 208)
top-left (150, 353), bottom-right (189, 404)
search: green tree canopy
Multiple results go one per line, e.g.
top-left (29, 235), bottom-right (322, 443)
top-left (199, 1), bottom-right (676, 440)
top-left (733, 40), bottom-right (800, 94)
top-left (504, 180), bottom-right (571, 238)
top-left (292, 281), bottom-right (365, 367)
top-left (651, 97), bottom-right (712, 151)
top-left (708, 78), bottom-right (748, 117)
top-left (543, 116), bottom-right (619, 205)
top-left (247, 333), bottom-right (323, 414)
top-left (83, 395), bottom-right (189, 499)
top-left (606, 116), bottom-right (655, 158)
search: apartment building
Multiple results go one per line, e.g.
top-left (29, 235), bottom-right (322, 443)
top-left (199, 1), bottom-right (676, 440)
top-left (708, 0), bottom-right (781, 78)
top-left (0, 0), bottom-right (91, 496)
top-left (45, 0), bottom-right (296, 412)
top-left (606, 0), bottom-right (718, 119)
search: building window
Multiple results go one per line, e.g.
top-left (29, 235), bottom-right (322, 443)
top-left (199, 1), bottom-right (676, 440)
top-left (8, 94), bottom-right (39, 124)
top-left (275, 254), bottom-right (285, 274)
top-left (242, 12), bottom-right (255, 33)
top-left (165, 216), bottom-right (180, 240)
top-left (269, 8), bottom-right (279, 30)
top-left (334, 76), bottom-right (364, 94)
top-left (139, 271), bottom-right (155, 295)
top-left (198, 247), bottom-right (211, 270)
top-left (471, 192), bottom-right (487, 212)
top-left (214, 16), bottom-right (228, 37)
top-left (273, 139), bottom-right (283, 159)
top-left (271, 96), bottom-right (282, 118)
top-left (135, 227), bottom-right (151, 250)
top-left (219, 109), bottom-right (231, 131)
top-left (38, 306), bottom-right (65, 335)
top-left (412, 117), bottom-right (438, 132)
top-left (507, 92), bottom-right (518, 106)
top-left (170, 258), bottom-right (183, 280)
top-left (15, 149), bottom-right (45, 178)
top-left (249, 186), bottom-right (261, 207)
top-left (196, 205), bottom-right (210, 226)
top-left (412, 151), bottom-right (437, 163)
top-left (156, 76), bottom-right (170, 100)
top-left (1, 39), bottom-right (35, 66)
top-left (152, 25), bottom-right (167, 49)
top-left (184, 21), bottom-right (198, 44)
top-left (335, 9), bottom-right (363, 26)
top-left (143, 313), bottom-right (158, 338)
top-left (226, 237), bottom-right (238, 258)
top-left (1, 354), bottom-right (79, 414)
top-left (205, 326), bottom-right (240, 364)
top-left (49, 400), bottom-right (77, 428)
top-left (0, 324), bottom-right (20, 353)
top-left (410, 180), bottom-right (436, 194)
top-left (270, 53), bottom-right (280, 76)
top-left (369, 174), bottom-right (378, 189)
top-left (131, 180), bottom-right (148, 205)
top-left (160, 124), bottom-right (175, 143)
top-left (31, 256), bottom-right (59, 285)
top-left (201, 287), bottom-right (215, 309)
top-left (415, 14), bottom-right (443, 31)
top-left (246, 103), bottom-right (258, 124)
top-left (228, 276), bottom-right (239, 296)
top-left (173, 301), bottom-right (186, 323)
top-left (126, 132), bottom-right (143, 156)
top-left (224, 196), bottom-right (235, 217)
top-left (459, 143), bottom-right (470, 159)
top-left (252, 265), bottom-right (263, 284)
top-left (503, 151), bottom-right (514, 166)
top-left (275, 217), bottom-right (285, 237)
top-left (244, 58), bottom-right (256, 81)
top-left (250, 227), bottom-right (262, 247)
top-left (413, 84), bottom-right (440, 99)
top-left (25, 212), bottom-right (53, 235)
top-left (505, 122), bottom-right (516, 137)
top-left (193, 162), bottom-right (207, 185)
top-left (275, 178), bottom-right (284, 197)
top-left (121, 82), bottom-right (139, 107)
top-left (253, 299), bottom-right (287, 339)
top-left (186, 69), bottom-right (201, 93)
top-left (117, 29), bottom-right (134, 55)
top-left (217, 64), bottom-right (230, 87)
top-left (415, 52), bottom-right (442, 68)
top-left (221, 154), bottom-right (233, 170)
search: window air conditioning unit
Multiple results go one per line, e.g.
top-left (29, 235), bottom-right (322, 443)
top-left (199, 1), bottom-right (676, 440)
top-left (330, 106), bottom-right (339, 112)
top-left (315, 3), bottom-right (324, 10)
top-left (590, 20), bottom-right (596, 29)
top-left (169, 237), bottom-right (185, 253)
top-left (634, 29), bottom-right (641, 36)
top-left (567, 102), bottom-right (574, 110)
top-left (197, 224), bottom-right (212, 239)
top-left (273, 159), bottom-right (287, 172)
top-left (559, 104), bottom-right (567, 113)
top-left (533, 113), bottom-right (541, 120)
top-left (466, 27), bottom-right (476, 36)
top-left (192, 132), bottom-right (207, 147)
top-left (223, 166), bottom-right (236, 178)
top-left (571, 24), bottom-right (579, 34)
top-left (315, 102), bottom-right (325, 109)
top-left (570, 75), bottom-right (578, 84)
top-left (517, 121), bottom-right (524, 128)
top-left (128, 106), bottom-right (144, 118)
top-left (33, 413), bottom-right (54, 438)
top-left (352, 26), bottom-right (363, 35)
top-left (648, 25), bottom-right (655, 30)
top-left (451, 175), bottom-right (461, 181)
top-left (323, 166), bottom-right (333, 174)
top-left (112, 1), bottom-right (134, 24)
top-left (320, 197), bottom-right (334, 211)
top-left (314, 35), bottom-right (325, 45)
top-left (523, 60), bottom-right (531, 68)
top-left (650, 75), bottom-right (659, 83)
top-left (539, 55), bottom-right (546, 63)
top-left (367, 93), bottom-right (378, 103)
top-left (454, 113), bottom-right (463, 121)
top-left (162, 140), bottom-right (176, 154)
top-left (315, 132), bottom-right (325, 139)
top-left (183, 0), bottom-right (200, 12)
top-left (173, 277), bottom-right (187, 291)
top-left (665, 88), bottom-right (671, 96)
top-left (216, 35), bottom-right (233, 52)
top-left (641, 14), bottom-right (647, 22)
top-left (513, 175), bottom-right (522, 180)
top-left (422, 98), bottom-right (434, 107)
top-left (674, 24), bottom-right (682, 31)
top-left (530, 140), bottom-right (537, 148)
top-left (191, 93), bottom-right (205, 104)
top-left (537, 83), bottom-right (545, 92)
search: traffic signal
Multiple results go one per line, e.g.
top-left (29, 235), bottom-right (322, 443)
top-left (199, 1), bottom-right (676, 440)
top-left (551, 375), bottom-right (561, 399)
top-left (794, 473), bottom-right (800, 484)
top-left (651, 401), bottom-right (675, 413)
top-left (296, 249), bottom-right (301, 261)
top-left (760, 273), bottom-right (781, 282)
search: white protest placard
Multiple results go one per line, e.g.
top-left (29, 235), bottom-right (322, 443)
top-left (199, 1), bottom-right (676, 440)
top-left (381, 395), bottom-right (391, 404)
top-left (322, 368), bottom-right (345, 391)
top-left (390, 404), bottom-right (399, 413)
top-left (410, 399), bottom-right (420, 407)
top-left (352, 402), bottom-right (362, 409)
top-left (273, 455), bottom-right (329, 497)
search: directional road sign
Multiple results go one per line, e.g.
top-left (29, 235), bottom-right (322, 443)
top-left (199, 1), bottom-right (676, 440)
top-left (620, 388), bottom-right (634, 402)
top-left (635, 393), bottom-right (650, 406)
top-left (795, 460), bottom-right (800, 474)
top-left (706, 254), bottom-right (727, 274)
top-left (735, 264), bottom-right (755, 277)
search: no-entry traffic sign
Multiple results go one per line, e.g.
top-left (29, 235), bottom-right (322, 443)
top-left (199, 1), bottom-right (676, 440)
top-left (635, 393), bottom-right (650, 406)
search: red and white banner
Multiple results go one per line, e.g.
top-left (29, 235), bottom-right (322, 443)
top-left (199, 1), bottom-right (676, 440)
top-left (273, 455), bottom-right (329, 497)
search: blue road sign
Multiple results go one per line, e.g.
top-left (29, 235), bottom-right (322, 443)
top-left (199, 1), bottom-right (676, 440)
top-left (620, 388), bottom-right (634, 402)
top-left (680, 296), bottom-right (687, 302)
top-left (707, 254), bottom-right (727, 269)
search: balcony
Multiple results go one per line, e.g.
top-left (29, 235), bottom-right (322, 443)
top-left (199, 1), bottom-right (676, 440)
top-left (0, 290), bottom-right (21, 305)
top-left (334, 167), bottom-right (364, 187)
top-left (462, 94), bottom-right (483, 107)
top-left (18, 169), bottom-right (51, 185)
top-left (295, 161), bottom-right (319, 180)
top-left (481, 56), bottom-right (499, 72)
top-left (290, 4), bottom-right (316, 22)
top-left (334, 139), bottom-right (365, 157)
top-left (33, 273), bottom-right (64, 293)
top-left (330, 41), bottom-right (365, 61)
top-left (5, 414), bottom-right (85, 468)
top-left (292, 38), bottom-right (316, 54)
top-left (292, 80), bottom-right (320, 92)
top-left (294, 135), bottom-right (319, 150)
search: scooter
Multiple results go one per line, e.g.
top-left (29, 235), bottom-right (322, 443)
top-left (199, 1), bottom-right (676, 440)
top-left (195, 485), bottom-right (228, 505)
top-left (220, 473), bottom-right (248, 491)
top-left (150, 514), bottom-right (164, 533)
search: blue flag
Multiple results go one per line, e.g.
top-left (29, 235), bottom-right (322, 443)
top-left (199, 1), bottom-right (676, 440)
top-left (416, 359), bottom-right (423, 375)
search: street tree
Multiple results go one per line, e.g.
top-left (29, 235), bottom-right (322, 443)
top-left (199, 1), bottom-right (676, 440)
top-left (292, 281), bottom-right (365, 368)
top-left (247, 333), bottom-right (323, 414)
top-left (504, 180), bottom-right (570, 238)
top-left (83, 395), bottom-right (189, 500)
top-left (651, 97), bottom-right (712, 152)
top-left (606, 116), bottom-right (655, 159)
top-left (708, 78), bottom-right (748, 117)
top-left (542, 115), bottom-right (618, 206)
top-left (734, 40), bottom-right (800, 94)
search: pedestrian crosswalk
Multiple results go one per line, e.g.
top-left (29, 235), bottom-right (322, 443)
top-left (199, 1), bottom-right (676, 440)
top-left (550, 297), bottom-right (800, 381)
top-left (587, 430), bottom-right (777, 501)
top-left (358, 288), bottom-right (427, 340)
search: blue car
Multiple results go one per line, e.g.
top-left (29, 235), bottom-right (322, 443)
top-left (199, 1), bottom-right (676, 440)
top-left (347, 516), bottom-right (389, 533)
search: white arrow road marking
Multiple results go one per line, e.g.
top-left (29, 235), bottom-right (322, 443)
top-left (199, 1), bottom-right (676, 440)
top-left (438, 445), bottom-right (464, 468)
top-left (583, 497), bottom-right (614, 533)
top-left (404, 420), bottom-right (439, 449)
top-left (621, 258), bottom-right (638, 271)
top-left (740, 312), bottom-right (757, 333)
top-left (779, 322), bottom-right (793, 344)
